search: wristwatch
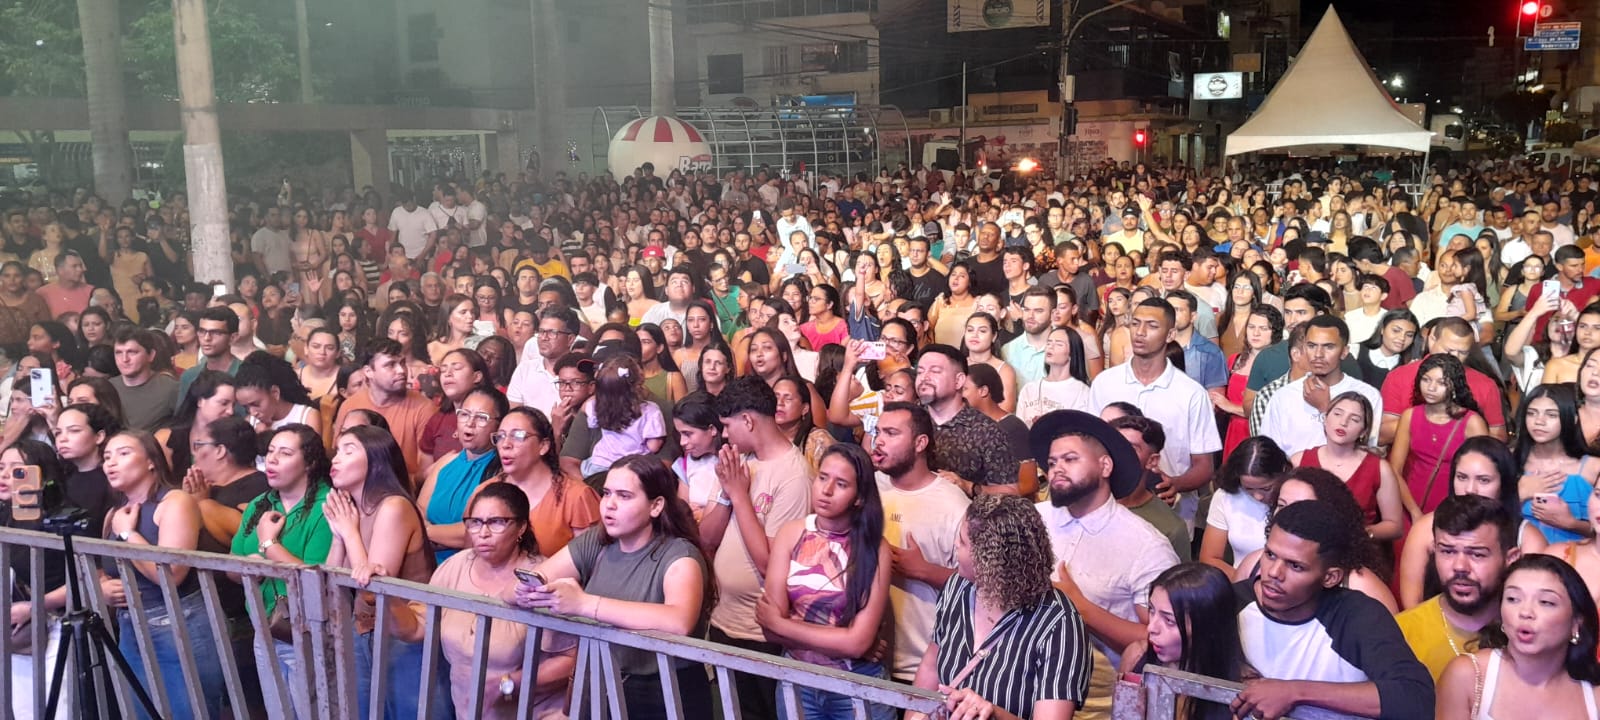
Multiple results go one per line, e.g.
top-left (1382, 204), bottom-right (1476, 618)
top-left (499, 675), bottom-right (515, 699)
top-left (258, 538), bottom-right (278, 554)
top-left (114, 530), bottom-right (132, 542)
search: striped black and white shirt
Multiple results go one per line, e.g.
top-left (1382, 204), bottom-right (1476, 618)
top-left (931, 575), bottom-right (1093, 719)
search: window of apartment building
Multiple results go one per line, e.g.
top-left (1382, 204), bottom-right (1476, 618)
top-left (408, 13), bottom-right (440, 63)
top-left (765, 46), bottom-right (793, 75)
top-left (798, 41), bottom-right (869, 73)
top-left (708, 54), bottom-right (745, 94)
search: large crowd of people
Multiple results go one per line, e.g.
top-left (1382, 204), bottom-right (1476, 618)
top-left (3, 155), bottom-right (1600, 720)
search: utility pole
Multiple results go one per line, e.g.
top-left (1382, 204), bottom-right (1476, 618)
top-left (76, 0), bottom-right (133, 202)
top-left (648, 0), bottom-right (677, 116)
top-left (1057, 0), bottom-right (1142, 175)
top-left (172, 0), bottom-right (233, 288)
top-left (294, 0), bottom-right (314, 102)
top-left (531, 0), bottom-right (566, 179)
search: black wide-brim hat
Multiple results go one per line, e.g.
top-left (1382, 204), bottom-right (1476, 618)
top-left (1029, 410), bottom-right (1143, 499)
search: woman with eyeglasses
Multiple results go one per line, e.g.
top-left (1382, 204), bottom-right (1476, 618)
top-left (480, 407), bottom-right (599, 558)
top-left (419, 387), bottom-right (509, 563)
top-left (395, 483), bottom-right (579, 719)
top-left (421, 348), bottom-right (494, 460)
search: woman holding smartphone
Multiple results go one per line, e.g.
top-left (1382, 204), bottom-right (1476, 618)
top-left (511, 454), bottom-right (711, 720)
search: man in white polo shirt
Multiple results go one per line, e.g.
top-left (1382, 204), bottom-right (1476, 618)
top-left (1258, 315), bottom-right (1382, 456)
top-left (1089, 297), bottom-right (1220, 526)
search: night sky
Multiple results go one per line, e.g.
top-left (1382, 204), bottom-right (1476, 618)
top-left (1303, 0), bottom-right (1510, 101)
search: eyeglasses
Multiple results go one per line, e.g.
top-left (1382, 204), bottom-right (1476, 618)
top-left (883, 337), bottom-right (911, 351)
top-left (491, 429), bottom-right (538, 445)
top-left (455, 409), bottom-right (498, 427)
top-left (190, 440), bottom-right (222, 451)
top-left (463, 517), bottom-right (517, 533)
top-left (197, 328), bottom-right (231, 337)
top-left (536, 329), bottom-right (574, 339)
top-left (555, 379), bottom-right (594, 389)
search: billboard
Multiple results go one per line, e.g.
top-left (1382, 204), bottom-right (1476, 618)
top-left (948, 0), bottom-right (1050, 32)
top-left (1192, 72), bottom-right (1244, 100)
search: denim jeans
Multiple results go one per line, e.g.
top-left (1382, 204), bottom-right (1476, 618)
top-left (777, 661), bottom-right (896, 720)
top-left (252, 637), bottom-right (310, 719)
top-left (117, 592), bottom-right (224, 720)
top-left (352, 630), bottom-right (455, 720)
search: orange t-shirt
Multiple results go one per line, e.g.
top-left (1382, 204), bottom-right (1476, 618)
top-left (525, 478), bottom-right (600, 558)
top-left (332, 388), bottom-right (440, 482)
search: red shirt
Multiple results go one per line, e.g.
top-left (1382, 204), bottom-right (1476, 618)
top-left (1380, 266), bottom-right (1417, 310)
top-left (1524, 277), bottom-right (1600, 343)
top-left (358, 227), bottom-right (394, 260)
top-left (36, 282), bottom-right (92, 319)
top-left (1380, 357), bottom-right (1506, 432)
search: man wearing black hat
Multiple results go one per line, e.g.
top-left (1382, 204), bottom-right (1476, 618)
top-left (1030, 409), bottom-right (1180, 719)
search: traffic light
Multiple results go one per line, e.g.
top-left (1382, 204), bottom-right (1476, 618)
top-left (1133, 129), bottom-right (1148, 147)
top-left (1521, 1), bottom-right (1540, 15)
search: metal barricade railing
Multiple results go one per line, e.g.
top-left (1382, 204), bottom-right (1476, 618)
top-left (1132, 666), bottom-right (1367, 720)
top-left (0, 527), bottom-right (945, 720)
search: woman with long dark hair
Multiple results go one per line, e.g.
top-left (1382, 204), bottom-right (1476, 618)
top-left (154, 370), bottom-right (236, 476)
top-left (234, 351), bottom-right (322, 433)
top-left (1016, 326), bottom-right (1091, 426)
top-left (1122, 563), bottom-right (1244, 720)
top-left (1437, 555), bottom-right (1600, 718)
top-left (511, 454), bottom-right (713, 720)
top-left (1216, 270), bottom-right (1263, 359)
top-left (324, 425), bottom-right (449, 720)
top-left (1514, 383), bottom-right (1599, 544)
top-left (231, 424), bottom-right (334, 682)
top-left (0, 439), bottom-right (79, 715)
top-left (757, 443), bottom-right (892, 720)
top-left (1216, 305), bottom-right (1283, 456)
top-left (1295, 391), bottom-right (1407, 541)
top-left (419, 387), bottom-right (509, 563)
top-left (962, 312), bottom-right (1018, 414)
top-left (1200, 437), bottom-right (1291, 580)
top-left (637, 323), bottom-right (688, 405)
top-left (1350, 309), bottom-right (1422, 388)
top-left (98, 431), bottom-right (223, 720)
top-left (1391, 354), bottom-right (1488, 518)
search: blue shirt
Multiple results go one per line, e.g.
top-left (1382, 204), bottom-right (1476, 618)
top-left (1004, 334), bottom-right (1048, 386)
top-left (1180, 334), bottom-right (1229, 390)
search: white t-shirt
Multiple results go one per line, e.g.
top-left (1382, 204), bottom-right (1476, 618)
top-left (1258, 374), bottom-right (1383, 456)
top-left (1016, 377), bottom-right (1093, 427)
top-left (1343, 307), bottom-right (1384, 347)
top-left (1206, 489), bottom-right (1270, 566)
top-left (877, 473), bottom-right (969, 681)
top-left (387, 206), bottom-right (440, 259)
top-left (462, 200), bottom-right (489, 247)
top-left (428, 202), bottom-right (467, 234)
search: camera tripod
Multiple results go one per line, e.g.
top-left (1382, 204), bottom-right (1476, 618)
top-left (42, 526), bottom-right (162, 720)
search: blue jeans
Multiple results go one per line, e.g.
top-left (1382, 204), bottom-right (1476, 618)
top-left (352, 630), bottom-right (455, 720)
top-left (117, 593), bottom-right (224, 720)
top-left (778, 661), bottom-right (896, 720)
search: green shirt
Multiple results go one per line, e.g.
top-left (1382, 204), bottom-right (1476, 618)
top-left (230, 483), bottom-right (334, 615)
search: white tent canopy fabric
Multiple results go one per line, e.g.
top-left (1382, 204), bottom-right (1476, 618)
top-left (1224, 6), bottom-right (1433, 157)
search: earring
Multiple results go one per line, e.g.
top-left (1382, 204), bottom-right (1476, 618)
top-left (1573, 629), bottom-right (1582, 646)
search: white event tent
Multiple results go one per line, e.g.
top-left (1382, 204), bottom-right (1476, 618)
top-left (1224, 6), bottom-right (1433, 157)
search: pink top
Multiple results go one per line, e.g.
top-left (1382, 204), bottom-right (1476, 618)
top-left (799, 318), bottom-right (850, 350)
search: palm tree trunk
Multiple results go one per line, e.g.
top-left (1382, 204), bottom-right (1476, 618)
top-left (173, 0), bottom-right (232, 288)
top-left (76, 0), bottom-right (133, 202)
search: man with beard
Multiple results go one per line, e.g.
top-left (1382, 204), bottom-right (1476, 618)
top-left (1029, 409), bottom-right (1178, 720)
top-left (870, 402), bottom-right (969, 683)
top-left (1395, 494), bottom-right (1518, 680)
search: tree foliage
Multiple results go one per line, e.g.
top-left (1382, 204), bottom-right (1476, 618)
top-left (123, 0), bottom-right (300, 103)
top-left (0, 0), bottom-right (86, 97)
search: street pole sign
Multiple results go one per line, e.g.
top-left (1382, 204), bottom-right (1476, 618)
top-left (1526, 21), bottom-right (1580, 51)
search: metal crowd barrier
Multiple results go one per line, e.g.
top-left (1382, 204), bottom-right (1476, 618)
top-left (0, 527), bottom-right (947, 720)
top-left (1128, 666), bottom-right (1366, 720)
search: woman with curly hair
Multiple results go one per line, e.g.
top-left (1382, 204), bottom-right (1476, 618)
top-left (910, 494), bottom-right (1092, 720)
top-left (1390, 354), bottom-right (1488, 518)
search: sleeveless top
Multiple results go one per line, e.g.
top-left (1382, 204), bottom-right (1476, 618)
top-left (271, 403), bottom-right (315, 430)
top-left (106, 486), bottom-right (201, 610)
top-left (786, 515), bottom-right (858, 670)
top-left (1300, 446), bottom-right (1382, 525)
top-left (1404, 411), bottom-right (1477, 514)
top-left (1477, 649), bottom-right (1598, 720)
top-left (425, 449), bottom-right (498, 563)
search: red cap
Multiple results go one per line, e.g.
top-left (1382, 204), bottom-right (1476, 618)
top-left (642, 245), bottom-right (666, 259)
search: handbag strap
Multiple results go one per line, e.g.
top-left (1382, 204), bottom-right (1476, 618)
top-left (1420, 415), bottom-right (1469, 507)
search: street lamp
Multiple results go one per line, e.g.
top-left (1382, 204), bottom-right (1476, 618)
top-left (1390, 75), bottom-right (1404, 89)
